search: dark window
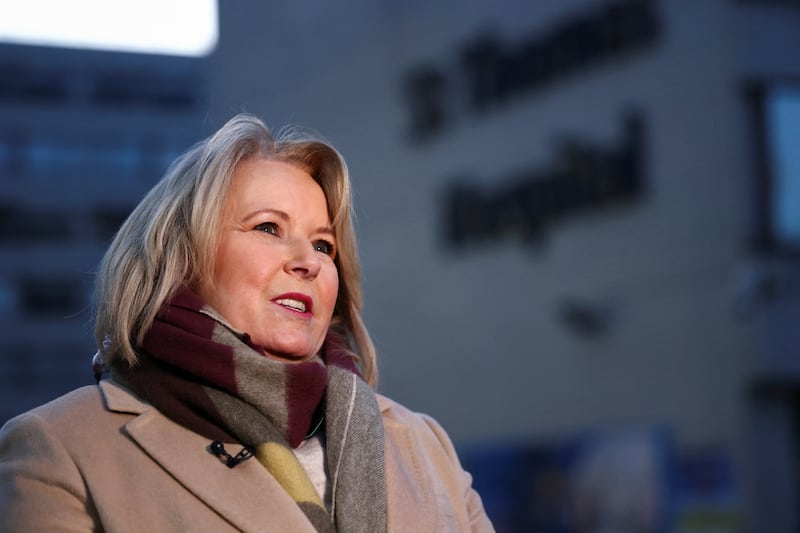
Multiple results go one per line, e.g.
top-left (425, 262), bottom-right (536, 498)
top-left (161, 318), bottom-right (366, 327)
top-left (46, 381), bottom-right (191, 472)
top-left (0, 205), bottom-right (73, 242)
top-left (91, 70), bottom-right (200, 111)
top-left (0, 64), bottom-right (69, 105)
top-left (93, 206), bottom-right (132, 240)
top-left (19, 277), bottom-right (84, 316)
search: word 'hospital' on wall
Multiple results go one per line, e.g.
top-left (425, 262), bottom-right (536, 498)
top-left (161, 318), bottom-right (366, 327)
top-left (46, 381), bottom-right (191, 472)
top-left (442, 113), bottom-right (645, 250)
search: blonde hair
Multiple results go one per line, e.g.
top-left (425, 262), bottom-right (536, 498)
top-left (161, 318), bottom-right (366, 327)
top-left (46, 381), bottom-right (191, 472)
top-left (94, 113), bottom-right (377, 386)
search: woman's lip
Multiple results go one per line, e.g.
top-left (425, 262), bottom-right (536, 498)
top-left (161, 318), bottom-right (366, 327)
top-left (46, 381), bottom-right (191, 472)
top-left (272, 292), bottom-right (313, 315)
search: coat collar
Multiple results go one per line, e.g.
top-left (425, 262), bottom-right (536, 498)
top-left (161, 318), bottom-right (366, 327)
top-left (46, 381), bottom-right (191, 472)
top-left (99, 379), bottom-right (317, 532)
top-left (376, 393), bottom-right (393, 414)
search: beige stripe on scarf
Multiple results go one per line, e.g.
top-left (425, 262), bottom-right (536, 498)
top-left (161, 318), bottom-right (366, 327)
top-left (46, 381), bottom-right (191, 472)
top-left (255, 442), bottom-right (325, 508)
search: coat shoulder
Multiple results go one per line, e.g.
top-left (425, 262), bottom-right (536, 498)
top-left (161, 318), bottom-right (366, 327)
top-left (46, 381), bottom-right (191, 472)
top-left (4, 381), bottom-right (136, 438)
top-left (376, 393), bottom-right (455, 452)
top-left (376, 393), bottom-right (432, 427)
top-left (0, 380), bottom-right (145, 472)
top-left (376, 393), bottom-right (496, 532)
top-left (25, 384), bottom-right (105, 421)
top-left (0, 386), bottom-right (107, 531)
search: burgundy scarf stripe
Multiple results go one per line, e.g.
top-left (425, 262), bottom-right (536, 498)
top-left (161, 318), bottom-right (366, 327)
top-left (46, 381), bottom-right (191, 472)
top-left (115, 356), bottom-right (236, 443)
top-left (139, 302), bottom-right (240, 395)
top-left (284, 363), bottom-right (327, 446)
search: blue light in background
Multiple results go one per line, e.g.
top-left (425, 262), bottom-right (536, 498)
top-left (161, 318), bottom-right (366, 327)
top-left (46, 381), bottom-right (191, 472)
top-left (768, 85), bottom-right (800, 248)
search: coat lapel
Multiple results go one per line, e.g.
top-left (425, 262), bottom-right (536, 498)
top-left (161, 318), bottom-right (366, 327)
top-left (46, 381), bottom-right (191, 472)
top-left (100, 380), bottom-right (317, 532)
top-left (98, 382), bottom-right (444, 531)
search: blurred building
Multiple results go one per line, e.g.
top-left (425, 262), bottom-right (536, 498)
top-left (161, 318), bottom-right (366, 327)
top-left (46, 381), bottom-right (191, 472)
top-left (1, 0), bottom-right (799, 531)
top-left (0, 44), bottom-right (207, 418)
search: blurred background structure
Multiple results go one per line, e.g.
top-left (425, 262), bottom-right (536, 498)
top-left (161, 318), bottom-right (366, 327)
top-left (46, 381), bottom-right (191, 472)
top-left (1, 0), bottom-right (799, 531)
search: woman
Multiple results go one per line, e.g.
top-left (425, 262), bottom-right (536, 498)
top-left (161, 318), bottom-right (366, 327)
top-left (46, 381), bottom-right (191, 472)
top-left (0, 114), bottom-right (493, 532)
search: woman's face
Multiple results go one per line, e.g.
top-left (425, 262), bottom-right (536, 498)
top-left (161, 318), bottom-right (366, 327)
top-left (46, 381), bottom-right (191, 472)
top-left (201, 157), bottom-right (339, 361)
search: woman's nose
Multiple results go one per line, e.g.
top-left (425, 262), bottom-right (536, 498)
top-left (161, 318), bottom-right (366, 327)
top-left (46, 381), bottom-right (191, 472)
top-left (285, 240), bottom-right (321, 280)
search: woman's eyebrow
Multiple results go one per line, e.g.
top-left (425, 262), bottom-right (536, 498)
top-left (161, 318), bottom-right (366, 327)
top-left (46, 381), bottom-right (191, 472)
top-left (316, 226), bottom-right (336, 239)
top-left (243, 208), bottom-right (290, 222)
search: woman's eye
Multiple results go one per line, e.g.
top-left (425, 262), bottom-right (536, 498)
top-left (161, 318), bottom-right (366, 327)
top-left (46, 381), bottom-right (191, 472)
top-left (254, 222), bottom-right (279, 235)
top-left (314, 239), bottom-right (335, 257)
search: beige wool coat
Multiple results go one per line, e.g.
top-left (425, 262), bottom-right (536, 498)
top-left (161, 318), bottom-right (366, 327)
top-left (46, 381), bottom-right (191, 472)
top-left (0, 379), bottom-right (493, 532)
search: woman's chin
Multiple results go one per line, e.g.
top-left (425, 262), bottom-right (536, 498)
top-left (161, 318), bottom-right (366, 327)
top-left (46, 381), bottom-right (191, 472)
top-left (261, 349), bottom-right (316, 363)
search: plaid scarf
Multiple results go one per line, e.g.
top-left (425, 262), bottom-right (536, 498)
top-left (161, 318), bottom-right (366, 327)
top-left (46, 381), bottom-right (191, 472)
top-left (111, 287), bottom-right (387, 533)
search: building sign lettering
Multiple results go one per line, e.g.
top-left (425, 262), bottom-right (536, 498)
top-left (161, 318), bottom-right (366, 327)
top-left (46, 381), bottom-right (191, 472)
top-left (405, 0), bottom-right (659, 143)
